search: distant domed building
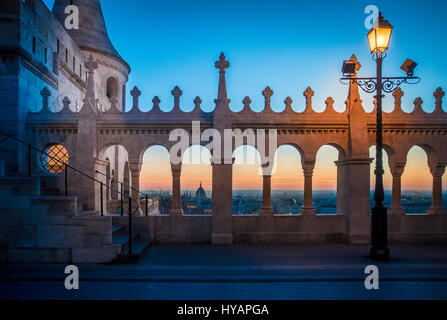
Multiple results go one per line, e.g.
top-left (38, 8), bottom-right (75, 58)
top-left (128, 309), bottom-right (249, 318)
top-left (195, 182), bottom-right (206, 211)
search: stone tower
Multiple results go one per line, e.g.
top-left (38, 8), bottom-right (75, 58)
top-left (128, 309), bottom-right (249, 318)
top-left (52, 0), bottom-right (130, 111)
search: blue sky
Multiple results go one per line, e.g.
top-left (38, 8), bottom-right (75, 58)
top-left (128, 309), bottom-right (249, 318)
top-left (42, 0), bottom-right (447, 113)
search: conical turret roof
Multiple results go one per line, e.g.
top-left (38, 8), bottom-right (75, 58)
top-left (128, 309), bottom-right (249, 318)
top-left (52, 0), bottom-right (129, 71)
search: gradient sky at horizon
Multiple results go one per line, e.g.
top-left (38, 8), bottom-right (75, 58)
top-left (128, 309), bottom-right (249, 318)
top-left (42, 0), bottom-right (447, 191)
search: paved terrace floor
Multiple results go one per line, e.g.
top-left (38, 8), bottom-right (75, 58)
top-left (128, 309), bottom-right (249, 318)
top-left (0, 243), bottom-right (446, 300)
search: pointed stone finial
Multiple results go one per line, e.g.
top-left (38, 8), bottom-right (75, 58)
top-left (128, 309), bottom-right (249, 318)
top-left (40, 87), bottom-right (51, 111)
top-left (243, 96), bottom-right (251, 109)
top-left (62, 96), bottom-right (71, 110)
top-left (345, 54), bottom-right (363, 113)
top-left (130, 86), bottom-right (141, 110)
top-left (262, 86), bottom-right (274, 109)
top-left (284, 97), bottom-right (293, 109)
top-left (434, 87), bottom-right (445, 111)
top-left (215, 52), bottom-right (230, 73)
top-left (152, 96), bottom-right (161, 109)
top-left (215, 52), bottom-right (230, 101)
top-left (84, 54), bottom-right (98, 105)
top-left (325, 97), bottom-right (334, 110)
top-left (84, 54), bottom-right (98, 73)
top-left (350, 54), bottom-right (362, 74)
top-left (413, 97), bottom-right (423, 111)
top-left (194, 96), bottom-right (202, 109)
top-left (303, 87), bottom-right (314, 110)
top-left (171, 86), bottom-right (182, 109)
top-left (393, 87), bottom-right (404, 110)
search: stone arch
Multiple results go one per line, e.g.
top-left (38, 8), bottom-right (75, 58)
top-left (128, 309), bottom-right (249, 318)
top-left (313, 144), bottom-right (344, 214)
top-left (402, 145), bottom-right (432, 213)
top-left (232, 144), bottom-right (263, 215)
top-left (138, 142), bottom-right (173, 167)
top-left (98, 143), bottom-right (130, 162)
top-left (413, 143), bottom-right (437, 165)
top-left (181, 145), bottom-right (213, 214)
top-left (106, 76), bottom-right (118, 100)
top-left (140, 145), bottom-right (172, 214)
top-left (278, 143), bottom-right (306, 164)
top-left (97, 144), bottom-right (130, 202)
top-left (271, 145), bottom-right (304, 214)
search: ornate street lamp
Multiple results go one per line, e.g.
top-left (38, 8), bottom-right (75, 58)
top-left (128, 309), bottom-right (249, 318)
top-left (341, 12), bottom-right (420, 261)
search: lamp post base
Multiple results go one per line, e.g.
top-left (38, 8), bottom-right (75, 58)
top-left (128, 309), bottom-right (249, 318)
top-left (370, 247), bottom-right (390, 261)
top-left (370, 205), bottom-right (390, 261)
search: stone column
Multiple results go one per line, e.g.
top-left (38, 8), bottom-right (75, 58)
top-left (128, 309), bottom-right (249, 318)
top-left (211, 158), bottom-right (234, 245)
top-left (260, 164), bottom-right (274, 215)
top-left (301, 162), bottom-right (316, 215)
top-left (129, 159), bottom-right (142, 215)
top-left (389, 163), bottom-right (405, 215)
top-left (427, 163), bottom-right (446, 215)
top-left (170, 163), bottom-right (183, 215)
top-left (344, 159), bottom-right (372, 243)
top-left (335, 160), bottom-right (348, 215)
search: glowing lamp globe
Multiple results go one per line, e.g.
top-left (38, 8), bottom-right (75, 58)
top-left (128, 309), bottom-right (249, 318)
top-left (367, 12), bottom-right (393, 54)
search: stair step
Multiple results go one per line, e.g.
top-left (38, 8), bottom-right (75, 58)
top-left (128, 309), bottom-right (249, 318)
top-left (112, 232), bottom-right (138, 246)
top-left (0, 177), bottom-right (40, 196)
top-left (113, 239), bottom-right (152, 264)
top-left (41, 188), bottom-right (61, 196)
top-left (31, 196), bottom-right (77, 216)
top-left (77, 210), bottom-right (99, 217)
top-left (111, 224), bottom-right (126, 234)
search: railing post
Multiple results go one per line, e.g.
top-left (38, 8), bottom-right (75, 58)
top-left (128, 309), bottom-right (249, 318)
top-left (128, 197), bottom-right (132, 255)
top-left (120, 183), bottom-right (124, 216)
top-left (28, 145), bottom-right (31, 177)
top-left (145, 194), bottom-right (148, 216)
top-left (100, 182), bottom-right (104, 216)
top-left (65, 168), bottom-right (68, 196)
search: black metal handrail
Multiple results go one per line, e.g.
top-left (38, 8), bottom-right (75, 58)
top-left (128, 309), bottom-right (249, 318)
top-left (95, 170), bottom-right (154, 217)
top-left (0, 130), bottom-right (139, 255)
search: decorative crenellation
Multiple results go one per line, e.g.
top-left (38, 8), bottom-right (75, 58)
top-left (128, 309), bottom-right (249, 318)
top-left (152, 96), bottom-right (161, 109)
top-left (434, 87), bottom-right (445, 112)
top-left (262, 86), bottom-right (274, 110)
top-left (243, 96), bottom-right (251, 109)
top-left (392, 87), bottom-right (404, 110)
top-left (130, 86), bottom-right (141, 110)
top-left (284, 97), bottom-right (293, 110)
top-left (325, 97), bottom-right (334, 110)
top-left (30, 83), bottom-right (447, 119)
top-left (194, 96), bottom-right (202, 109)
top-left (171, 86), bottom-right (183, 109)
top-left (29, 51), bottom-right (446, 120)
top-left (303, 86), bottom-right (314, 111)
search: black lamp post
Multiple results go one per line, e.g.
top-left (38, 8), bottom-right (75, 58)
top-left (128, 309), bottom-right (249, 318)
top-left (341, 12), bottom-right (420, 261)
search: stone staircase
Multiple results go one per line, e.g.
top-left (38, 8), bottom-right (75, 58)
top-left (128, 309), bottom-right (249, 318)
top-left (111, 219), bottom-right (152, 264)
top-left (0, 176), bottom-right (150, 263)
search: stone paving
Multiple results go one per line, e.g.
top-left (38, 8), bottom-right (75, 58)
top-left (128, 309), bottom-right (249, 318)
top-left (0, 243), bottom-right (446, 300)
